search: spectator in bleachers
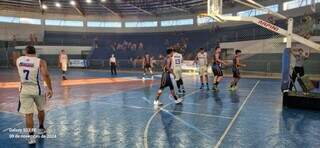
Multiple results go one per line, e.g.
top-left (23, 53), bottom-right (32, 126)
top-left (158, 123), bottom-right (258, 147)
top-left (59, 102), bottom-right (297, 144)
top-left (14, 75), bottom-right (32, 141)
top-left (94, 37), bottom-right (99, 48)
top-left (138, 42), bottom-right (144, 49)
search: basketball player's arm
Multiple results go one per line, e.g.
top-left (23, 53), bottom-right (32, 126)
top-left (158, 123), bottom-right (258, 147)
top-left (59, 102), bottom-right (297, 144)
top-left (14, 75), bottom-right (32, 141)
top-left (142, 58), bottom-right (145, 68)
top-left (165, 58), bottom-right (173, 73)
top-left (181, 55), bottom-right (184, 63)
top-left (304, 49), bottom-right (310, 59)
top-left (215, 53), bottom-right (226, 65)
top-left (236, 57), bottom-right (246, 67)
top-left (40, 60), bottom-right (53, 98)
top-left (66, 54), bottom-right (69, 66)
top-left (193, 55), bottom-right (198, 65)
top-left (58, 54), bottom-right (61, 68)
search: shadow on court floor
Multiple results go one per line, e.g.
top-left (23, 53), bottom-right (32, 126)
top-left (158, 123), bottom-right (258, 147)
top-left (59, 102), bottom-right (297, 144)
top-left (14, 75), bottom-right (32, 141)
top-left (0, 69), bottom-right (319, 148)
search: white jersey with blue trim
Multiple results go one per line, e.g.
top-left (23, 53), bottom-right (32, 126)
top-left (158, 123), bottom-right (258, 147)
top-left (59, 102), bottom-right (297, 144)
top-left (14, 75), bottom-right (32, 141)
top-left (171, 52), bottom-right (183, 69)
top-left (197, 52), bottom-right (208, 66)
top-left (16, 56), bottom-right (42, 95)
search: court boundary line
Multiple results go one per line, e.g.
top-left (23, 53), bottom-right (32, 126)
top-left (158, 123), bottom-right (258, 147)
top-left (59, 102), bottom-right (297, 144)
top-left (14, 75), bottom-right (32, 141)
top-left (143, 89), bottom-right (200, 148)
top-left (213, 80), bottom-right (260, 148)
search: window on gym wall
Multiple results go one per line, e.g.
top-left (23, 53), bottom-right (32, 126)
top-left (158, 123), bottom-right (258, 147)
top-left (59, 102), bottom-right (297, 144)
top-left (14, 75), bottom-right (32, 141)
top-left (63, 20), bottom-right (83, 27)
top-left (256, 4), bottom-right (279, 15)
top-left (283, 0), bottom-right (314, 11)
top-left (0, 16), bottom-right (19, 23)
top-left (45, 19), bottom-right (83, 27)
top-left (161, 19), bottom-right (193, 27)
top-left (125, 21), bottom-right (157, 28)
top-left (87, 21), bottom-right (122, 28)
top-left (0, 16), bottom-right (41, 25)
top-left (45, 19), bottom-right (63, 26)
top-left (237, 9), bottom-right (255, 17)
top-left (237, 4), bottom-right (278, 16)
top-left (197, 16), bottom-right (214, 25)
top-left (19, 18), bottom-right (41, 25)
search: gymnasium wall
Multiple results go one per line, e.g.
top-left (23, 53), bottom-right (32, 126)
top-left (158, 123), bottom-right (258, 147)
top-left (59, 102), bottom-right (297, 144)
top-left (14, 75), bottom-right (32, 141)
top-left (0, 23), bottom-right (44, 41)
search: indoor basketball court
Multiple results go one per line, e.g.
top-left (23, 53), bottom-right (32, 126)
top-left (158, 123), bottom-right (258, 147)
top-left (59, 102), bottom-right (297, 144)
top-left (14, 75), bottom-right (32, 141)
top-left (0, 0), bottom-right (320, 147)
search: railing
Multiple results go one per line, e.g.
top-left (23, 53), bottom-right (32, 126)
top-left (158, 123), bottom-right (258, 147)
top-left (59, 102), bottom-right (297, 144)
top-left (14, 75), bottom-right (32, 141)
top-left (1, 58), bottom-right (319, 77)
top-left (85, 59), bottom-right (320, 75)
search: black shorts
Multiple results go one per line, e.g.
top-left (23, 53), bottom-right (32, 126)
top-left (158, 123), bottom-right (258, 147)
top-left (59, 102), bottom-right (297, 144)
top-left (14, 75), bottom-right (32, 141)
top-left (159, 72), bottom-right (174, 90)
top-left (293, 66), bottom-right (304, 77)
top-left (232, 67), bottom-right (240, 78)
top-left (145, 64), bottom-right (151, 69)
top-left (212, 64), bottom-right (223, 76)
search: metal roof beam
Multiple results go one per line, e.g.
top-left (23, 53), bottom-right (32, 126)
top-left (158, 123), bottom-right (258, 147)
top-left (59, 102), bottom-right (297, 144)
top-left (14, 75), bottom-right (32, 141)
top-left (126, 3), bottom-right (154, 16)
top-left (73, 0), bottom-right (85, 16)
top-left (38, 0), bottom-right (44, 14)
top-left (98, 2), bottom-right (121, 17)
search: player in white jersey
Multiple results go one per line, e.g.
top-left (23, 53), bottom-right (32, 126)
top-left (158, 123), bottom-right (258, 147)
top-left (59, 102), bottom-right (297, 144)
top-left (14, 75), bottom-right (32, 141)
top-left (59, 50), bottom-right (68, 80)
top-left (194, 48), bottom-right (209, 90)
top-left (172, 48), bottom-right (185, 94)
top-left (16, 46), bottom-right (53, 145)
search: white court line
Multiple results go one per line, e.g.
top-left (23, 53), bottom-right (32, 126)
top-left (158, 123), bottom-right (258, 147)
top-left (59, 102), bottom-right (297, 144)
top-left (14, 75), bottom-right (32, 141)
top-left (91, 100), bottom-right (232, 119)
top-left (143, 89), bottom-right (200, 148)
top-left (141, 97), bottom-right (152, 104)
top-left (170, 110), bottom-right (232, 119)
top-left (213, 80), bottom-right (260, 148)
top-left (161, 109), bottom-right (213, 139)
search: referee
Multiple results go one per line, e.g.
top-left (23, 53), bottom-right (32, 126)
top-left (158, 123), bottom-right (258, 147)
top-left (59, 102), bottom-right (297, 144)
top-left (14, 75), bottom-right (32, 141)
top-left (109, 54), bottom-right (117, 76)
top-left (289, 48), bottom-right (310, 90)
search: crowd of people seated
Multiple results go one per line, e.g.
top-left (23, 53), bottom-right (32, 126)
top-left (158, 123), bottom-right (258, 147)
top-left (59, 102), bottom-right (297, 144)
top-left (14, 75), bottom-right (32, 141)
top-left (111, 40), bottom-right (144, 52)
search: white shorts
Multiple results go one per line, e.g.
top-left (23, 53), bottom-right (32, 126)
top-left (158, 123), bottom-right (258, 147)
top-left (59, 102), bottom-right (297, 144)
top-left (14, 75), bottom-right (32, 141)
top-left (61, 63), bottom-right (68, 71)
top-left (173, 68), bottom-right (182, 80)
top-left (199, 65), bottom-right (208, 76)
top-left (19, 94), bottom-right (45, 114)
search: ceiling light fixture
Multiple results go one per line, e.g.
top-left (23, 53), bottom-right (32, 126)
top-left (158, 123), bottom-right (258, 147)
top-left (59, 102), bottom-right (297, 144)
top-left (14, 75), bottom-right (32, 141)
top-left (42, 4), bottom-right (48, 10)
top-left (70, 0), bottom-right (76, 6)
top-left (55, 2), bottom-right (61, 8)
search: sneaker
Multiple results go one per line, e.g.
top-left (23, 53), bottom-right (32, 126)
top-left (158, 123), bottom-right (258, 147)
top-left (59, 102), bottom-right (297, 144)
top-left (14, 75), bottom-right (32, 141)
top-left (153, 100), bottom-right (163, 106)
top-left (38, 128), bottom-right (46, 135)
top-left (206, 85), bottom-right (210, 90)
top-left (200, 85), bottom-right (204, 89)
top-left (28, 135), bottom-right (36, 145)
top-left (175, 98), bottom-right (183, 104)
top-left (232, 86), bottom-right (238, 91)
top-left (182, 89), bottom-right (186, 93)
top-left (212, 85), bottom-right (218, 91)
top-left (62, 76), bottom-right (67, 80)
top-left (178, 90), bottom-right (182, 94)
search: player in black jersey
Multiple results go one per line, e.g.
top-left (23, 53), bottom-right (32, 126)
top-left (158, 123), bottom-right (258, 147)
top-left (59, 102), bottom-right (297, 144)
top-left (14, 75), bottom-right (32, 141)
top-left (143, 53), bottom-right (153, 79)
top-left (212, 46), bottom-right (226, 91)
top-left (154, 48), bottom-right (183, 106)
top-left (229, 50), bottom-right (246, 90)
